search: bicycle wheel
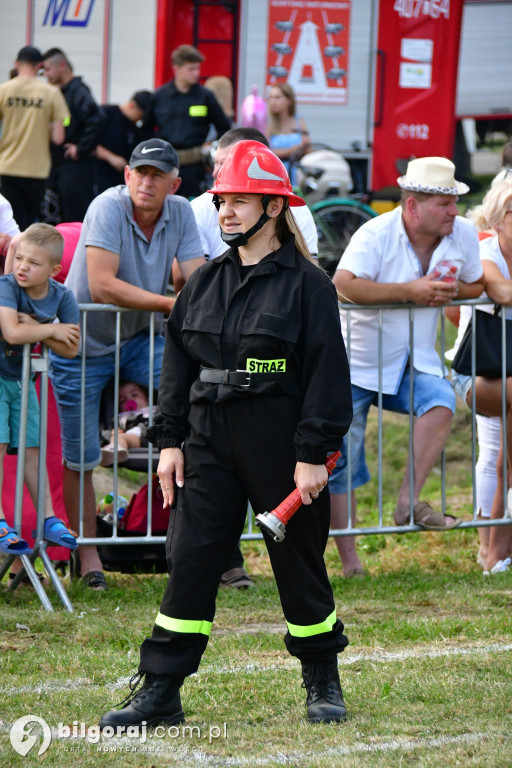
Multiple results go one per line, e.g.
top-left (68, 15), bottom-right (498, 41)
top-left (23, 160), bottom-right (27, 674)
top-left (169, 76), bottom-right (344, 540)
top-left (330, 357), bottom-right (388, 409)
top-left (312, 199), bottom-right (376, 277)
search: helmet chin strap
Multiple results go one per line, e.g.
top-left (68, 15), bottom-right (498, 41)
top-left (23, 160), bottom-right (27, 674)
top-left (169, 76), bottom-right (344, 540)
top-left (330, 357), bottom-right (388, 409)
top-left (214, 194), bottom-right (272, 249)
top-left (220, 212), bottom-right (270, 248)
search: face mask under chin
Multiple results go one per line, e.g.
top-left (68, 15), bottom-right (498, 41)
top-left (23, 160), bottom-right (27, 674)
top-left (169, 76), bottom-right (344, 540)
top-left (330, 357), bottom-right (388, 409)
top-left (220, 211), bottom-right (270, 248)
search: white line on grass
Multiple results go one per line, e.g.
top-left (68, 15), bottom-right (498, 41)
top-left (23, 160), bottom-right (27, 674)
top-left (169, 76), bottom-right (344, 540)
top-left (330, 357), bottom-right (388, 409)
top-left (174, 731), bottom-right (507, 767)
top-left (202, 640), bottom-right (512, 676)
top-left (0, 676), bottom-right (130, 696)
top-left (0, 725), bottom-right (503, 766)
top-left (2, 641), bottom-right (512, 697)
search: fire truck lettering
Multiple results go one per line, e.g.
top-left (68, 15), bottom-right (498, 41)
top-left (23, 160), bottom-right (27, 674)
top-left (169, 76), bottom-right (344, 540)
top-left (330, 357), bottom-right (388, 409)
top-left (394, 0), bottom-right (450, 19)
top-left (43, 0), bottom-right (96, 27)
top-left (396, 123), bottom-right (430, 140)
top-left (44, 0), bottom-right (70, 25)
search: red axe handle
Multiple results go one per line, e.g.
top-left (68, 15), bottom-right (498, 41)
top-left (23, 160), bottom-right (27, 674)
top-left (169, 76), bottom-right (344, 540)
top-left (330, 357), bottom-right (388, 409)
top-left (270, 451), bottom-right (341, 526)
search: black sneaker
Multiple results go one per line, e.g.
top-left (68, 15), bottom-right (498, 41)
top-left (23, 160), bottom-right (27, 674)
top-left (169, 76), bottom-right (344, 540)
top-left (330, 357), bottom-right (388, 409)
top-left (99, 672), bottom-right (185, 729)
top-left (301, 658), bottom-right (347, 723)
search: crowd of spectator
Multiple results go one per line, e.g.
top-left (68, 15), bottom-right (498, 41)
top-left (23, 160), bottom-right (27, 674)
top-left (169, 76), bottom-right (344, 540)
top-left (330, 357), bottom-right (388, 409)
top-left (1, 37), bottom-right (512, 596)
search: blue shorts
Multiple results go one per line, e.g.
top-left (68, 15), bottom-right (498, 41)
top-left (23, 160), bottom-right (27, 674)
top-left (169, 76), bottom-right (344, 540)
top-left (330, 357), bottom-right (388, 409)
top-left (0, 376), bottom-right (40, 453)
top-left (49, 331), bottom-right (165, 471)
top-left (329, 368), bottom-right (456, 494)
top-left (451, 370), bottom-right (472, 408)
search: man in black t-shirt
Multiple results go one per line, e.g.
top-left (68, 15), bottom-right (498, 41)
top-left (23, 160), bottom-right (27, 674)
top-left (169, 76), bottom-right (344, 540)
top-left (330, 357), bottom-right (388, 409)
top-left (94, 90), bottom-right (151, 194)
top-left (42, 47), bottom-right (102, 222)
top-left (145, 45), bottom-right (231, 198)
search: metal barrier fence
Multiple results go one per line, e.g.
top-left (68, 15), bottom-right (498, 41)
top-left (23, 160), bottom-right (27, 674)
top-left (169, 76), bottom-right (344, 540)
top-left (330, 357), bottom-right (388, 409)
top-left (337, 297), bottom-right (512, 537)
top-left (2, 300), bottom-right (511, 610)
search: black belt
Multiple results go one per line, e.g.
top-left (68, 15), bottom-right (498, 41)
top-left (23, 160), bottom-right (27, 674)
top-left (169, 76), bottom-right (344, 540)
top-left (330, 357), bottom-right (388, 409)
top-left (176, 146), bottom-right (203, 165)
top-left (199, 367), bottom-right (296, 388)
top-left (200, 368), bottom-right (252, 387)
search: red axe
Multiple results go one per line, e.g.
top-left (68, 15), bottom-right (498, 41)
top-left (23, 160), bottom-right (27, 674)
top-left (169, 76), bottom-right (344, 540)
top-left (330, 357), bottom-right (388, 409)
top-left (255, 451), bottom-right (341, 542)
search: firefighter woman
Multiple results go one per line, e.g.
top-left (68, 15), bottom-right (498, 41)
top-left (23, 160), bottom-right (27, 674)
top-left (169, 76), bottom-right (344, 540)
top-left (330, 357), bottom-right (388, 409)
top-left (100, 140), bottom-right (353, 728)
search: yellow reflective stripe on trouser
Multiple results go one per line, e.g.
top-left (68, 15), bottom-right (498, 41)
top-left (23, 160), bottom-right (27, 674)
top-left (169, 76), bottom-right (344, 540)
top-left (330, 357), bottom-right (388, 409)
top-left (155, 612), bottom-right (212, 636)
top-left (286, 609), bottom-right (337, 638)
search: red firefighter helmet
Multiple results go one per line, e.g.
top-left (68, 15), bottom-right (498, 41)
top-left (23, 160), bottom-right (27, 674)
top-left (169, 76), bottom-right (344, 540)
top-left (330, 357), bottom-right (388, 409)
top-left (208, 140), bottom-right (306, 207)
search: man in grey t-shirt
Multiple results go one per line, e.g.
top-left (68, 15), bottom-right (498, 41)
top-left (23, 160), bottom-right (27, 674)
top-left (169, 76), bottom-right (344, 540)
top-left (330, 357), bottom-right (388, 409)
top-left (50, 139), bottom-right (205, 589)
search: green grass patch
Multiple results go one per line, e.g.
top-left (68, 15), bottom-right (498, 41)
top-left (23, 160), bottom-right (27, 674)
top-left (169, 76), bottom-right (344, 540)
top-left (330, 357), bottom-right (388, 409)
top-left (1, 542), bottom-right (512, 767)
top-left (2, 391), bottom-right (509, 767)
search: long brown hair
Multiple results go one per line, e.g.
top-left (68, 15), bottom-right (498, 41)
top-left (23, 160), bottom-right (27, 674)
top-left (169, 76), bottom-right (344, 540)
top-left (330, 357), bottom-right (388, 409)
top-left (268, 84), bottom-right (297, 136)
top-left (271, 199), bottom-right (316, 264)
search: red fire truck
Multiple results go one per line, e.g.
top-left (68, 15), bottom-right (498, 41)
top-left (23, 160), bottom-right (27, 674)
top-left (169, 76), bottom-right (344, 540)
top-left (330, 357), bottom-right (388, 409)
top-left (2, 0), bottom-right (511, 193)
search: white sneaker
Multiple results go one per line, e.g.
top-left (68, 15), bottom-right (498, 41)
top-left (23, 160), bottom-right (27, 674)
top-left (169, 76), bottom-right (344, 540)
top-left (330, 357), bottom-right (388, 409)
top-left (489, 557), bottom-right (512, 575)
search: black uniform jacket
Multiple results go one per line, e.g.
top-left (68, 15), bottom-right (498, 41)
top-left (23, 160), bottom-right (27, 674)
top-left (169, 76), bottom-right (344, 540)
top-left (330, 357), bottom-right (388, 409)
top-left (94, 104), bottom-right (145, 192)
top-left (146, 81), bottom-right (231, 150)
top-left (149, 239), bottom-right (353, 464)
top-left (51, 76), bottom-right (101, 165)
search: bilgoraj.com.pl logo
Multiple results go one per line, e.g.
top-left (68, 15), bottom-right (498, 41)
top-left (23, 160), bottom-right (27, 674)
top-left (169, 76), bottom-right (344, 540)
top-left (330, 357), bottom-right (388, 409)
top-left (9, 715), bottom-right (228, 754)
top-left (10, 716), bottom-right (52, 756)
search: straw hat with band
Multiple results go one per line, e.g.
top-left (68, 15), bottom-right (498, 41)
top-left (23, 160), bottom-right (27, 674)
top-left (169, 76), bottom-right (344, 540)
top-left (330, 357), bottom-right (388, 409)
top-left (397, 156), bottom-right (469, 196)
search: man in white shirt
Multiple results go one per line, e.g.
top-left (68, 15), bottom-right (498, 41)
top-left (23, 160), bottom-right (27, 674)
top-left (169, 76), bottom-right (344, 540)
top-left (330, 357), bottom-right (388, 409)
top-left (330, 157), bottom-right (485, 573)
top-left (191, 126), bottom-right (318, 259)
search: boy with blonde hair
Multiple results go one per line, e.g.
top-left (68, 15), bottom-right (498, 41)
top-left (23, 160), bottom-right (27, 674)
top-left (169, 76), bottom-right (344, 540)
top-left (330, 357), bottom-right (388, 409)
top-left (0, 223), bottom-right (79, 556)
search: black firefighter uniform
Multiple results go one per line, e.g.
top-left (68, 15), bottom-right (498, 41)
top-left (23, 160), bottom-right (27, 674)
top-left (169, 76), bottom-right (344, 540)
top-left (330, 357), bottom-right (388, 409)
top-left (142, 239), bottom-right (353, 680)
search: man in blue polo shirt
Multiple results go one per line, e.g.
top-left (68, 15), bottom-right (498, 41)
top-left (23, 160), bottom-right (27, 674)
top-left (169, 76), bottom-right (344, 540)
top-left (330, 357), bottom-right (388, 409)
top-left (50, 138), bottom-right (205, 589)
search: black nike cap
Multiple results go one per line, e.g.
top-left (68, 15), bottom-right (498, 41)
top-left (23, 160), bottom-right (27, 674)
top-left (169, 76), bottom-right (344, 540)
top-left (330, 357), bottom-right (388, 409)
top-left (129, 138), bottom-right (179, 173)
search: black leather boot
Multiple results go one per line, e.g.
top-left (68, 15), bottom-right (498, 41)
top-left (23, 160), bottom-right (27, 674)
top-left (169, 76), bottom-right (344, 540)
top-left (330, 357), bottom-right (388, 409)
top-left (301, 658), bottom-right (347, 723)
top-left (99, 672), bottom-right (185, 729)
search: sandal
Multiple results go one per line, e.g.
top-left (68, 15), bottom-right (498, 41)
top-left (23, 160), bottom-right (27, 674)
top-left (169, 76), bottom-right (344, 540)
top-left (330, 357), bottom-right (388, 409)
top-left (33, 517), bottom-right (78, 550)
top-left (412, 502), bottom-right (461, 531)
top-left (81, 571), bottom-right (108, 591)
top-left (220, 567), bottom-right (254, 589)
top-left (0, 524), bottom-right (32, 555)
top-left (344, 567), bottom-right (369, 578)
top-left (484, 557), bottom-right (511, 576)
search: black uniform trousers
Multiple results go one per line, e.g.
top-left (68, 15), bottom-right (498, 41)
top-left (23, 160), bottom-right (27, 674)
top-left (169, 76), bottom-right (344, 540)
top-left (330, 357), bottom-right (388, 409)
top-left (0, 175), bottom-right (46, 231)
top-left (48, 158), bottom-right (95, 223)
top-left (139, 395), bottom-right (348, 680)
top-left (176, 162), bottom-right (207, 199)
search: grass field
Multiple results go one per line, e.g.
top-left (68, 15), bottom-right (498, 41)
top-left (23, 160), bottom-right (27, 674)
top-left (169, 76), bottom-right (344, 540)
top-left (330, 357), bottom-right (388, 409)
top-left (1, 528), bottom-right (512, 768)
top-left (2, 380), bottom-right (512, 767)
top-left (2, 400), bottom-right (512, 767)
